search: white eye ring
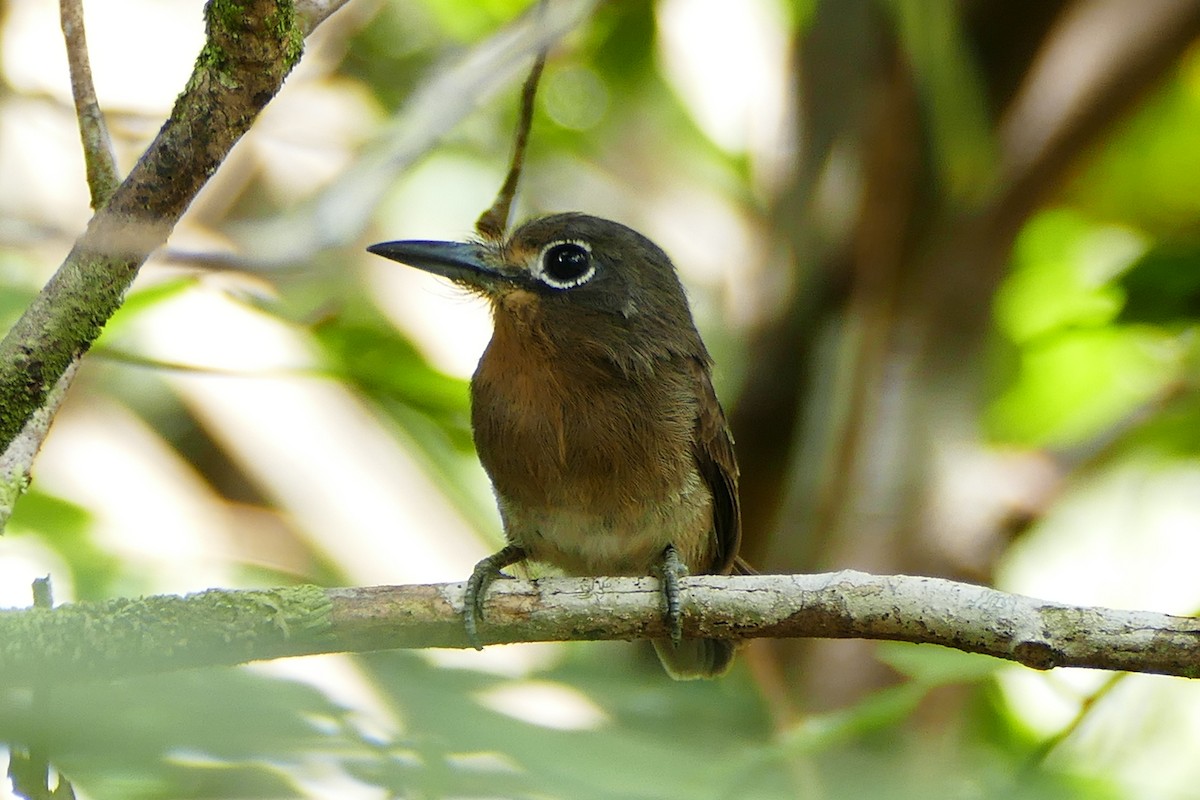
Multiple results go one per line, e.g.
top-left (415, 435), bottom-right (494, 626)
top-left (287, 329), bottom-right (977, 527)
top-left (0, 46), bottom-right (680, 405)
top-left (536, 240), bottom-right (595, 289)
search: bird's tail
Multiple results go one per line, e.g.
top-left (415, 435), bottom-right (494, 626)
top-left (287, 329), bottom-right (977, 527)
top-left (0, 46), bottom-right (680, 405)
top-left (653, 637), bottom-right (736, 680)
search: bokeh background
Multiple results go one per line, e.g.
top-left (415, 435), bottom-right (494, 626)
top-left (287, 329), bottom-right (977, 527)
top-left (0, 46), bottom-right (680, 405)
top-left (3, 0), bottom-right (1200, 797)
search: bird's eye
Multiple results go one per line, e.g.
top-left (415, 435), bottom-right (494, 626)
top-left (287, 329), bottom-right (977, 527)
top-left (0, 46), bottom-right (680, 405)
top-left (539, 241), bottom-right (594, 288)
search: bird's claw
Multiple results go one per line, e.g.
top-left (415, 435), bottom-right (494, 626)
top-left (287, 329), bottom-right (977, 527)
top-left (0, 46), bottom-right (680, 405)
top-left (463, 545), bottom-right (526, 650)
top-left (656, 544), bottom-right (689, 647)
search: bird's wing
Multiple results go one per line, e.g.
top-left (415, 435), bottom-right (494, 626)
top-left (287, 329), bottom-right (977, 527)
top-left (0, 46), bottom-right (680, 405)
top-left (689, 358), bottom-right (742, 575)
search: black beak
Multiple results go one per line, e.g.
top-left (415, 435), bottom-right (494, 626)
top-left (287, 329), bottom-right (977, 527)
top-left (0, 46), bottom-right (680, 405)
top-left (366, 240), bottom-right (502, 286)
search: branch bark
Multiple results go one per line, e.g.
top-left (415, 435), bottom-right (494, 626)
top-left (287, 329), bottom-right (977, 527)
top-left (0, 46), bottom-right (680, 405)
top-left (2, 572), bottom-right (1198, 684)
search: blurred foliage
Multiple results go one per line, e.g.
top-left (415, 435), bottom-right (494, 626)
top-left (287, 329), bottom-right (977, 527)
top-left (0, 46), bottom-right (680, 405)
top-left (311, 310), bottom-right (470, 421)
top-left (987, 209), bottom-right (1182, 446)
top-left (986, 42), bottom-right (1200, 450)
top-left (1115, 242), bottom-right (1200, 326)
top-left (2, 0), bottom-right (1200, 798)
top-left (0, 644), bottom-right (1089, 800)
top-left (309, 306), bottom-right (504, 533)
top-left (1063, 45), bottom-right (1200, 235)
top-left (6, 490), bottom-right (116, 602)
top-left (888, 0), bottom-right (996, 201)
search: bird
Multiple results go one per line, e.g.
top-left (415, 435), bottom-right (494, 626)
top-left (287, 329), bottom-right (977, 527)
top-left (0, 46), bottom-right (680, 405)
top-left (368, 212), bottom-right (743, 679)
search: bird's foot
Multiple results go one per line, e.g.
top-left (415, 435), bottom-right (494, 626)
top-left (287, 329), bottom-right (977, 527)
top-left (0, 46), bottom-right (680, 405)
top-left (464, 545), bottom-right (527, 650)
top-left (655, 544), bottom-right (689, 647)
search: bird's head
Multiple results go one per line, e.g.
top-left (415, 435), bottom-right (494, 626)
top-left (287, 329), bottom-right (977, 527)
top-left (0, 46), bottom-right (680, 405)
top-left (368, 213), bottom-right (707, 371)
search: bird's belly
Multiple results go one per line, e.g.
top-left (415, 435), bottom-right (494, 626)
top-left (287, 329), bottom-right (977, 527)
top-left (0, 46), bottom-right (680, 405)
top-left (471, 336), bottom-right (716, 576)
top-left (498, 470), bottom-right (713, 576)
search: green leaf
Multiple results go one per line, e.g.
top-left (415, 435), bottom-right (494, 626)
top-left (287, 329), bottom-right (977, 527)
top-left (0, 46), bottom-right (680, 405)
top-left (0, 283), bottom-right (37, 335)
top-left (1115, 241), bottom-right (1200, 325)
top-left (986, 326), bottom-right (1179, 446)
top-left (7, 489), bottom-right (119, 601)
top-left (358, 648), bottom-right (788, 800)
top-left (1112, 392), bottom-right (1200, 458)
top-left (99, 277), bottom-right (197, 338)
top-left (311, 313), bottom-right (470, 418)
top-left (776, 683), bottom-right (927, 756)
top-left (415, 0), bottom-right (531, 41)
top-left (309, 309), bottom-right (501, 535)
top-left (994, 209), bottom-right (1142, 345)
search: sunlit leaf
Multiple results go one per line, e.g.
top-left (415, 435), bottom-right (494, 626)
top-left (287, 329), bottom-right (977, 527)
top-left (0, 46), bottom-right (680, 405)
top-left (416, 0), bottom-right (532, 41)
top-left (310, 310), bottom-right (499, 534)
top-left (986, 326), bottom-right (1179, 446)
top-left (102, 278), bottom-right (198, 337)
top-left (994, 209), bottom-right (1143, 345)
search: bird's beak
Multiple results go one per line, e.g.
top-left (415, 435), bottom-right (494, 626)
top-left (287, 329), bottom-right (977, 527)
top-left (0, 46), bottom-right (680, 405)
top-left (366, 240), bottom-right (504, 287)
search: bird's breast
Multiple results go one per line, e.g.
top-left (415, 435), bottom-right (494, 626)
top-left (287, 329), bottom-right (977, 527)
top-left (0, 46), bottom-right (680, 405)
top-left (470, 312), bottom-right (714, 574)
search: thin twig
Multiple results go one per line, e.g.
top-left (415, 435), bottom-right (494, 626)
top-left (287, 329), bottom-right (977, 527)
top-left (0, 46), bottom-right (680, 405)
top-left (295, 0), bottom-right (354, 35)
top-left (476, 46), bottom-right (548, 240)
top-left (59, 0), bottom-right (119, 208)
top-left (1028, 672), bottom-right (1127, 767)
top-left (6, 578), bottom-right (75, 800)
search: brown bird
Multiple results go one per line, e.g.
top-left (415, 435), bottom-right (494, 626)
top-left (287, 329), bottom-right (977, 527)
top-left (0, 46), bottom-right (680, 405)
top-left (368, 213), bottom-right (742, 678)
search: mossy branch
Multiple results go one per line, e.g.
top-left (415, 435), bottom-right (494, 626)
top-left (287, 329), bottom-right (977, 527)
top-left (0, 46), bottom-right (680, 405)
top-left (0, 0), bottom-right (306, 461)
top-left (2, 572), bottom-right (1199, 684)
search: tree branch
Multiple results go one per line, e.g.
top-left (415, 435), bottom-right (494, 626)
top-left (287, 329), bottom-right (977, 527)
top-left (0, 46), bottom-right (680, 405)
top-left (294, 0), bottom-right (352, 34)
top-left (2, 573), bottom-right (1198, 684)
top-left (0, 0), bottom-right (306, 469)
top-left (0, 2), bottom-right (124, 530)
